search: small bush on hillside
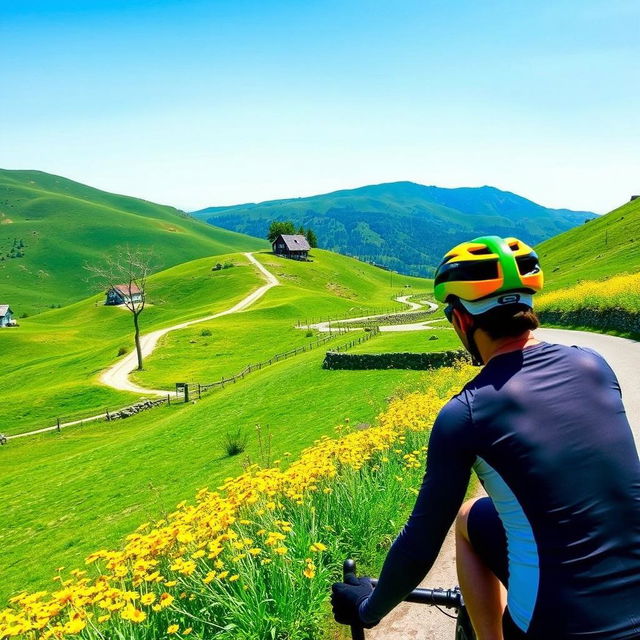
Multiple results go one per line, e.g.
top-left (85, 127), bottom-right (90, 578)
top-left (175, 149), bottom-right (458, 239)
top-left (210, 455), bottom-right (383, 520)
top-left (117, 346), bottom-right (127, 357)
top-left (223, 261), bottom-right (234, 269)
top-left (224, 428), bottom-right (248, 457)
top-left (201, 328), bottom-right (212, 337)
top-left (305, 330), bottom-right (314, 337)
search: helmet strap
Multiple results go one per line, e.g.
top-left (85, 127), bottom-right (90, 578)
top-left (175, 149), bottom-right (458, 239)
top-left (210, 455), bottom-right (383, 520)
top-left (465, 325), bottom-right (484, 366)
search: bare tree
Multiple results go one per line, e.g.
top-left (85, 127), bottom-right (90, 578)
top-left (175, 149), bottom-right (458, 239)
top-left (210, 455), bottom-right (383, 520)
top-left (86, 247), bottom-right (154, 370)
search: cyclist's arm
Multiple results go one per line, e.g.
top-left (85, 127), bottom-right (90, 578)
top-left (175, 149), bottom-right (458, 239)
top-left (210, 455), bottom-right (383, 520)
top-left (359, 393), bottom-right (475, 625)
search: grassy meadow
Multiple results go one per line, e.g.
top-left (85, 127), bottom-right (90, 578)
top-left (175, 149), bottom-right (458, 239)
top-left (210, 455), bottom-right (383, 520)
top-left (349, 327), bottom-right (459, 354)
top-left (131, 249), bottom-right (431, 389)
top-left (0, 364), bottom-right (475, 639)
top-left (0, 169), bottom-right (267, 315)
top-left (0, 247), bottom-right (438, 602)
top-left (537, 196), bottom-right (640, 290)
top-left (0, 254), bottom-right (263, 435)
top-left (1, 344), bottom-right (447, 603)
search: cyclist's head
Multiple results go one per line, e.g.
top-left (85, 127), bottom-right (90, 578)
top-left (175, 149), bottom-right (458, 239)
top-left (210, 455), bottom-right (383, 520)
top-left (434, 235), bottom-right (544, 363)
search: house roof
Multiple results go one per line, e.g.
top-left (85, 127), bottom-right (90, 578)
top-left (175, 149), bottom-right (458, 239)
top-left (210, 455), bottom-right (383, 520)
top-left (276, 234), bottom-right (311, 251)
top-left (111, 283), bottom-right (142, 296)
top-left (0, 305), bottom-right (11, 317)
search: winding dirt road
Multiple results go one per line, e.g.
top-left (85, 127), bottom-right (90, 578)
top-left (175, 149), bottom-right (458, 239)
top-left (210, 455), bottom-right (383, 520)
top-left (8, 253), bottom-right (279, 440)
top-left (100, 252), bottom-right (279, 396)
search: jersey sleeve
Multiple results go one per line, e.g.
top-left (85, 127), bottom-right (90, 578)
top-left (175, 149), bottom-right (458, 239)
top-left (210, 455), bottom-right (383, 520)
top-left (359, 392), bottom-right (476, 625)
top-left (573, 346), bottom-right (622, 397)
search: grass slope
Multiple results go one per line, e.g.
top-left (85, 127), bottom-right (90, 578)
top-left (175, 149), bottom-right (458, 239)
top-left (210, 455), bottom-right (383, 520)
top-left (193, 181), bottom-right (596, 278)
top-left (0, 344), bottom-right (435, 603)
top-left (349, 328), bottom-right (460, 354)
top-left (132, 249), bottom-right (432, 389)
top-left (0, 169), bottom-right (267, 315)
top-left (536, 197), bottom-right (640, 290)
top-left (0, 253), bottom-right (263, 435)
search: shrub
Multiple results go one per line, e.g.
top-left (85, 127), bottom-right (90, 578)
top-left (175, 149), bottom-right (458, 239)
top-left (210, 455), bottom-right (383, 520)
top-left (224, 428), bottom-right (248, 457)
top-left (201, 328), bottom-right (212, 337)
top-left (305, 330), bottom-right (314, 337)
top-left (117, 346), bottom-right (127, 357)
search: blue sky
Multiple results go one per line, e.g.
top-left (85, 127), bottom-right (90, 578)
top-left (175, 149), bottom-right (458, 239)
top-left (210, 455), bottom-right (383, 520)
top-left (1, 0), bottom-right (638, 212)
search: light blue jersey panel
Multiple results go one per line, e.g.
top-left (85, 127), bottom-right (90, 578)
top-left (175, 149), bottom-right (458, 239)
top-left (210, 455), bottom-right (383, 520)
top-left (473, 456), bottom-right (540, 632)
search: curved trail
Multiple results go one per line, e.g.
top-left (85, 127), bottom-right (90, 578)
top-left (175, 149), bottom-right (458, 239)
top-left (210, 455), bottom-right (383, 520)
top-left (369, 326), bottom-right (640, 640)
top-left (100, 252), bottom-right (279, 396)
top-left (305, 295), bottom-right (439, 333)
top-left (8, 253), bottom-right (279, 440)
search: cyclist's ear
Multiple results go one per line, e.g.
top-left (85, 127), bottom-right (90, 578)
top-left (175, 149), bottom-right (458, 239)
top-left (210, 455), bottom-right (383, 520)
top-left (452, 307), bottom-right (473, 333)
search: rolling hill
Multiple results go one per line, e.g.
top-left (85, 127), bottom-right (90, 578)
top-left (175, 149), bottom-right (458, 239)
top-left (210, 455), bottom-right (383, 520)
top-left (192, 181), bottom-right (596, 277)
top-left (0, 169), bottom-right (268, 315)
top-left (536, 196), bottom-right (640, 290)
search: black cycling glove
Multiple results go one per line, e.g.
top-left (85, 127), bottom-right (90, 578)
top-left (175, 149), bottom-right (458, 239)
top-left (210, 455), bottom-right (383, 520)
top-left (331, 573), bottom-right (379, 629)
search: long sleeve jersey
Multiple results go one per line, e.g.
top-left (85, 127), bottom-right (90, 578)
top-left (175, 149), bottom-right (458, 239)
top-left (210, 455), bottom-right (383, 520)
top-left (360, 342), bottom-right (640, 638)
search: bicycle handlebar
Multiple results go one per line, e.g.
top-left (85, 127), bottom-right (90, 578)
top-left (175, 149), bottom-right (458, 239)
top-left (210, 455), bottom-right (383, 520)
top-left (369, 578), bottom-right (463, 609)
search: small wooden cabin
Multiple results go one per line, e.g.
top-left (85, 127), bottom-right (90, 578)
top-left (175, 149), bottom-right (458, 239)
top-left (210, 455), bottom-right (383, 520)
top-left (0, 305), bottom-right (14, 327)
top-left (272, 234), bottom-right (311, 261)
top-left (106, 284), bottom-right (143, 306)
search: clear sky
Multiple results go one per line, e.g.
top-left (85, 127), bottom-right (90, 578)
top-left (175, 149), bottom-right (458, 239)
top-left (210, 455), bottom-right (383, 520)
top-left (1, 0), bottom-right (638, 213)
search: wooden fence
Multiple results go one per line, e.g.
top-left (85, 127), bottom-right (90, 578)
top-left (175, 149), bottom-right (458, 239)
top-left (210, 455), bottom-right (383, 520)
top-left (189, 331), bottom-right (347, 397)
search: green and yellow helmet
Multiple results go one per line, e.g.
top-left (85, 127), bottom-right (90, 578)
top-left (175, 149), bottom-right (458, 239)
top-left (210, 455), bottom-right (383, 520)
top-left (434, 235), bottom-right (544, 305)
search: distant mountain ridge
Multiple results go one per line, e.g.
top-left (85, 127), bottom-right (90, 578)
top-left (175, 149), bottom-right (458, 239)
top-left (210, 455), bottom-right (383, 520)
top-left (192, 181), bottom-right (596, 277)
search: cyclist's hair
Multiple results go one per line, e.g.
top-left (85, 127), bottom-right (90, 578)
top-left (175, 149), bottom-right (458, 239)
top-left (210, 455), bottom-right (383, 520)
top-left (471, 304), bottom-right (539, 340)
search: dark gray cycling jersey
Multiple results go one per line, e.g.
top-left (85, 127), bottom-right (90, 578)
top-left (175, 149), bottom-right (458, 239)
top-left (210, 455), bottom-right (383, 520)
top-left (360, 341), bottom-right (640, 638)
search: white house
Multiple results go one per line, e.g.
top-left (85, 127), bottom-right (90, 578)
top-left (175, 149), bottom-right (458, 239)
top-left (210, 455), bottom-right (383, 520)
top-left (105, 284), bottom-right (143, 306)
top-left (0, 305), bottom-right (14, 327)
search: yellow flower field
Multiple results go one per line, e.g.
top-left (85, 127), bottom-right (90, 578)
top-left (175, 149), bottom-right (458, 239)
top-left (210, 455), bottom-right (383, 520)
top-left (539, 272), bottom-right (640, 312)
top-left (0, 364), bottom-right (473, 640)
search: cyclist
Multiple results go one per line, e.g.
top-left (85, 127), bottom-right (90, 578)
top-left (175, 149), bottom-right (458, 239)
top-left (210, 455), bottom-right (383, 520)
top-left (332, 235), bottom-right (640, 639)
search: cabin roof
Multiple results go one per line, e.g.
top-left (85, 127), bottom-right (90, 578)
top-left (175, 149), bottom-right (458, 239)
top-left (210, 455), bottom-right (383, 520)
top-left (276, 234), bottom-right (311, 251)
top-left (110, 283), bottom-right (142, 296)
top-left (0, 305), bottom-right (11, 317)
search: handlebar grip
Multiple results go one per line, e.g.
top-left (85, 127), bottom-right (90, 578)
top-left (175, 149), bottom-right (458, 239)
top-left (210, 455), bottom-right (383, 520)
top-left (343, 559), bottom-right (365, 640)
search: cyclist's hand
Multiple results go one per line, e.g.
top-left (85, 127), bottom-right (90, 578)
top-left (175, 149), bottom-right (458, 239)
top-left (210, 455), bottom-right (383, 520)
top-left (331, 572), bottom-right (378, 628)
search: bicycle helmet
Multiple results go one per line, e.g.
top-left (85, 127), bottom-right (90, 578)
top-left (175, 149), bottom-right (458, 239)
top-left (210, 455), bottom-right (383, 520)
top-left (434, 235), bottom-right (543, 309)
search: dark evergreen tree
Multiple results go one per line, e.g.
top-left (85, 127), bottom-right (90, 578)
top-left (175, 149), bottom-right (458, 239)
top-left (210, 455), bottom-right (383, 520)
top-left (267, 221), bottom-right (295, 243)
top-left (305, 228), bottom-right (318, 248)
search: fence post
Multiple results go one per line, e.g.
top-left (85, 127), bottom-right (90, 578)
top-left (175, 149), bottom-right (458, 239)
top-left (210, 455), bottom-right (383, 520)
top-left (167, 394), bottom-right (171, 406)
top-left (184, 384), bottom-right (190, 403)
top-left (106, 408), bottom-right (110, 421)
top-left (221, 377), bottom-right (225, 389)
top-left (57, 418), bottom-right (61, 432)
top-left (198, 384), bottom-right (201, 399)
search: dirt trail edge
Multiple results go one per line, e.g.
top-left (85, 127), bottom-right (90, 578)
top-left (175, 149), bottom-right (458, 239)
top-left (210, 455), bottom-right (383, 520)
top-left (368, 327), bottom-right (640, 640)
top-left (9, 253), bottom-right (279, 440)
top-left (100, 252), bottom-right (279, 396)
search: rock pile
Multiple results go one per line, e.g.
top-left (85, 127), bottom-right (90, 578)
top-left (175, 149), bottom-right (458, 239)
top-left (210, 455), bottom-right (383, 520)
top-left (106, 398), bottom-right (167, 421)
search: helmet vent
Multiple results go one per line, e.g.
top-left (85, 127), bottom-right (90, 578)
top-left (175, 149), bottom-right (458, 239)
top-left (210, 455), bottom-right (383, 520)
top-left (468, 246), bottom-right (492, 256)
top-left (508, 242), bottom-right (519, 251)
top-left (516, 253), bottom-right (540, 276)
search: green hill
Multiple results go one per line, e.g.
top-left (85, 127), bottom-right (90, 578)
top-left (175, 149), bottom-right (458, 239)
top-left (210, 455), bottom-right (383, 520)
top-left (537, 196), bottom-right (640, 290)
top-left (0, 246), bottom-right (441, 600)
top-left (192, 181), bottom-right (596, 277)
top-left (0, 169), bottom-right (268, 315)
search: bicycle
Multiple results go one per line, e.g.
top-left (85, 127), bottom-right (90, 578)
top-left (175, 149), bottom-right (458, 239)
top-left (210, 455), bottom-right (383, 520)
top-left (341, 559), bottom-right (476, 640)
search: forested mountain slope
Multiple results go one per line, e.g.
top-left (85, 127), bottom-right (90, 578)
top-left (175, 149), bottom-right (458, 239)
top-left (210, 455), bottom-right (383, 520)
top-left (193, 181), bottom-right (596, 277)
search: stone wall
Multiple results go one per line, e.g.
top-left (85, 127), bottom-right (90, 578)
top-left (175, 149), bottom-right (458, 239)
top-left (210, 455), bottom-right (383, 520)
top-left (322, 349), bottom-right (470, 370)
top-left (538, 308), bottom-right (640, 336)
